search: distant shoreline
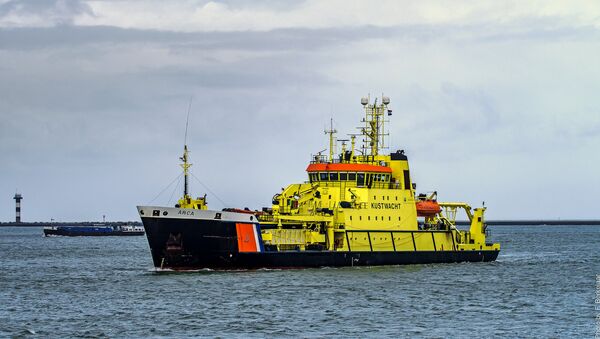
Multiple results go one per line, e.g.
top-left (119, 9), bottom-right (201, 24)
top-left (1, 220), bottom-right (600, 227)
top-left (457, 220), bottom-right (600, 226)
top-left (0, 221), bottom-right (141, 227)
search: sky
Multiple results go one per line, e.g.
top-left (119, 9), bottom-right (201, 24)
top-left (1, 0), bottom-right (599, 222)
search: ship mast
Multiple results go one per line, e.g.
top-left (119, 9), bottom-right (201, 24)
top-left (360, 95), bottom-right (390, 158)
top-left (325, 118), bottom-right (337, 162)
top-left (180, 145), bottom-right (191, 198)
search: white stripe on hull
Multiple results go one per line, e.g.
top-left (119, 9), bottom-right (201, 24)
top-left (252, 224), bottom-right (261, 252)
top-left (137, 206), bottom-right (257, 223)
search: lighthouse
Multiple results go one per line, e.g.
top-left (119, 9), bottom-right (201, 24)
top-left (14, 193), bottom-right (22, 223)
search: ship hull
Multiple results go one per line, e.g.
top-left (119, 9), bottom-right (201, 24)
top-left (139, 206), bottom-right (499, 270)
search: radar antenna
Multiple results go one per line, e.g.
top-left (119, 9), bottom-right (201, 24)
top-left (359, 95), bottom-right (391, 157)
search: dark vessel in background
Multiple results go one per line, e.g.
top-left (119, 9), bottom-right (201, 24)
top-left (43, 224), bottom-right (145, 237)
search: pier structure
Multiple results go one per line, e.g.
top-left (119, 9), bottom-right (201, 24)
top-left (13, 193), bottom-right (22, 223)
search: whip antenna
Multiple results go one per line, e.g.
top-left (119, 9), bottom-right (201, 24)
top-left (184, 96), bottom-right (193, 146)
top-left (181, 96), bottom-right (193, 197)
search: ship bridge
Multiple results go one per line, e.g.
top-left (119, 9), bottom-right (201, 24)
top-left (306, 162), bottom-right (396, 189)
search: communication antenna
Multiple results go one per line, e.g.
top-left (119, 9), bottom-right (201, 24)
top-left (181, 96), bottom-right (193, 197)
top-left (184, 96), bottom-right (193, 146)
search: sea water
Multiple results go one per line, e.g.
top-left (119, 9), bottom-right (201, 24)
top-left (0, 225), bottom-right (598, 338)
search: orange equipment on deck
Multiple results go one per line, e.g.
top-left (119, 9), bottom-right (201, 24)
top-left (416, 200), bottom-right (441, 217)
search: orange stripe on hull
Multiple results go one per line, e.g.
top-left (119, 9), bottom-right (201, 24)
top-left (306, 163), bottom-right (391, 173)
top-left (236, 223), bottom-right (258, 252)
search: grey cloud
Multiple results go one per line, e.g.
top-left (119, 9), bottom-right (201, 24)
top-left (3, 20), bottom-right (597, 52)
top-left (0, 0), bottom-right (93, 25)
top-left (0, 25), bottom-right (402, 51)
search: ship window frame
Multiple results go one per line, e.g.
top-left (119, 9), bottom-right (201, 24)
top-left (320, 172), bottom-right (329, 181)
top-left (340, 172), bottom-right (348, 181)
top-left (357, 173), bottom-right (365, 186)
top-left (403, 170), bottom-right (411, 190)
top-left (348, 173), bottom-right (356, 181)
top-left (329, 172), bottom-right (339, 181)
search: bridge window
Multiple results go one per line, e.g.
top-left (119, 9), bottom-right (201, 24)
top-left (329, 172), bottom-right (338, 181)
top-left (403, 170), bottom-right (411, 190)
top-left (357, 173), bottom-right (365, 186)
top-left (348, 173), bottom-right (356, 181)
top-left (340, 172), bottom-right (348, 180)
top-left (320, 173), bottom-right (328, 181)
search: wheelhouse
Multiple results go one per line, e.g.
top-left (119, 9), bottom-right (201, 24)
top-left (306, 163), bottom-right (395, 188)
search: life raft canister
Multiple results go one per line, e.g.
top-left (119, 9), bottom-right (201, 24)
top-left (415, 200), bottom-right (441, 217)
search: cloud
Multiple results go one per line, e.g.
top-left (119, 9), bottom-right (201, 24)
top-left (75, 0), bottom-right (600, 32)
top-left (1, 0), bottom-right (600, 33)
top-left (0, 0), bottom-right (94, 27)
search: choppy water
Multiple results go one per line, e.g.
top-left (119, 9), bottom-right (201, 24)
top-left (0, 225), bottom-right (598, 338)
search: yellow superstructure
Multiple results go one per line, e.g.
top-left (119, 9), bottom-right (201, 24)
top-left (255, 95), bottom-right (500, 254)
